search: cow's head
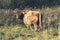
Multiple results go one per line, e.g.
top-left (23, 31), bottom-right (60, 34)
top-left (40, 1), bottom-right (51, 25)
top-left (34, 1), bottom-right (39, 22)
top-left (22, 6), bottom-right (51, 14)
top-left (14, 10), bottom-right (24, 20)
top-left (14, 9), bottom-right (29, 20)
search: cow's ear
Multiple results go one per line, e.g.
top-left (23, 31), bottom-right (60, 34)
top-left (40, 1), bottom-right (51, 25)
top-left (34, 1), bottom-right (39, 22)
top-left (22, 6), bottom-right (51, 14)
top-left (22, 10), bottom-right (26, 14)
top-left (22, 12), bottom-right (25, 14)
top-left (22, 9), bottom-right (30, 14)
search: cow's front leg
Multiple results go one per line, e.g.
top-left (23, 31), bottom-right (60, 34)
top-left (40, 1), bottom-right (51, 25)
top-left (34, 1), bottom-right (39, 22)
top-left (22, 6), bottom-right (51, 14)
top-left (25, 24), bottom-right (30, 30)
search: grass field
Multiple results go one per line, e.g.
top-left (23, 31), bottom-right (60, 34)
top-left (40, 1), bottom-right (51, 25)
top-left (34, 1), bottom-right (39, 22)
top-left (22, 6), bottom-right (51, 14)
top-left (0, 7), bottom-right (60, 40)
top-left (0, 24), bottom-right (60, 40)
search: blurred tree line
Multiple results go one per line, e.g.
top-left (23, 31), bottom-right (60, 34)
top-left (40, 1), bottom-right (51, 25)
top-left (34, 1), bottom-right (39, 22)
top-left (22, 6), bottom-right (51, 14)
top-left (0, 0), bottom-right (60, 9)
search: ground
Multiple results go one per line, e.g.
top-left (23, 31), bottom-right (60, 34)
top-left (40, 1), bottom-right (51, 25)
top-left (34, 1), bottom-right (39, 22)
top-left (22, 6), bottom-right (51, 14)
top-left (0, 24), bottom-right (60, 40)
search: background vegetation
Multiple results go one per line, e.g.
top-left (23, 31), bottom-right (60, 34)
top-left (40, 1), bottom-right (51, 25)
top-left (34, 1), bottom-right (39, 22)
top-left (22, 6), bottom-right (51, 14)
top-left (0, 0), bottom-right (60, 9)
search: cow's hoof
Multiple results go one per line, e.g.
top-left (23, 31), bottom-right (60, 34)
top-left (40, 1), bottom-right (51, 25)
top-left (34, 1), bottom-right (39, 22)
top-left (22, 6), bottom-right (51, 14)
top-left (27, 28), bottom-right (30, 30)
top-left (35, 30), bottom-right (39, 32)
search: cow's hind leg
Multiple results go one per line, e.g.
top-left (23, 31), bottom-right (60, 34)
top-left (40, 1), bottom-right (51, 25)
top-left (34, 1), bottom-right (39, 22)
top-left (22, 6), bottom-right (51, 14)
top-left (34, 24), bottom-right (38, 31)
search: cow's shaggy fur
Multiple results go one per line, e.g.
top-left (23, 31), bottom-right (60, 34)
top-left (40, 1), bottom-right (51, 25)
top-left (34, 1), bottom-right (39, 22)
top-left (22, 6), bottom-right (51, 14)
top-left (14, 10), bottom-right (41, 31)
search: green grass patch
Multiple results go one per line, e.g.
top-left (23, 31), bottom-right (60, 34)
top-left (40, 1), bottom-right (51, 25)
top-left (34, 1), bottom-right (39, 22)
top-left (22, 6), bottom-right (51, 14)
top-left (0, 25), bottom-right (60, 40)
